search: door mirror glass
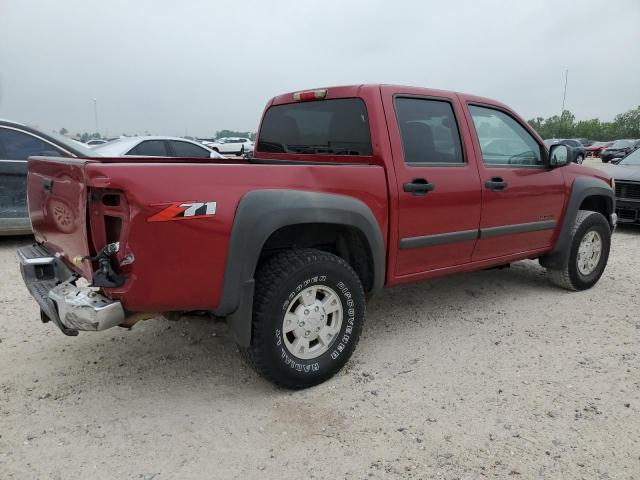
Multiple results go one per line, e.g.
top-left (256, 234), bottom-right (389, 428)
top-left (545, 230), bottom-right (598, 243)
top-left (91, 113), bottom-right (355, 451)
top-left (549, 144), bottom-right (570, 167)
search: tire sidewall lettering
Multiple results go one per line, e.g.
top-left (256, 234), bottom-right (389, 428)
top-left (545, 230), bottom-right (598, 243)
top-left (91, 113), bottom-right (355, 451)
top-left (273, 272), bottom-right (359, 375)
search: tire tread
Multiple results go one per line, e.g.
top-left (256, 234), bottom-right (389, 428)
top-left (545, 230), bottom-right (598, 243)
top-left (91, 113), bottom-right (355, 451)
top-left (547, 210), bottom-right (609, 291)
top-left (242, 248), bottom-right (365, 389)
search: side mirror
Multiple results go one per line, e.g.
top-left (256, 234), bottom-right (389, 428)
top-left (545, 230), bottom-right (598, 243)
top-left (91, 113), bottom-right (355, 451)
top-left (549, 144), bottom-right (571, 167)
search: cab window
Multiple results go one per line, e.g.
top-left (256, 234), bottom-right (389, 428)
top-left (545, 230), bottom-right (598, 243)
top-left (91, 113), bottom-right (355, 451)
top-left (469, 105), bottom-right (543, 166)
top-left (394, 97), bottom-right (464, 164)
top-left (258, 98), bottom-right (371, 155)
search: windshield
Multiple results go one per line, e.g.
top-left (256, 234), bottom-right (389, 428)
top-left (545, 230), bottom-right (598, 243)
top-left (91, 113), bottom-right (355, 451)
top-left (47, 132), bottom-right (97, 157)
top-left (619, 148), bottom-right (640, 165)
top-left (257, 98), bottom-right (372, 156)
top-left (610, 140), bottom-right (633, 149)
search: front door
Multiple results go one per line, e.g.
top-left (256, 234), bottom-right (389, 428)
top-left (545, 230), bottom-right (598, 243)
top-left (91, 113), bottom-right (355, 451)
top-left (463, 103), bottom-right (566, 261)
top-left (383, 90), bottom-right (482, 276)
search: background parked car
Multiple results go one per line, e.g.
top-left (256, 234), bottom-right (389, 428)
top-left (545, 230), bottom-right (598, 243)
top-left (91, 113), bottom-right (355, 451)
top-left (543, 138), bottom-right (586, 163)
top-left (93, 136), bottom-right (225, 158)
top-left (205, 137), bottom-right (254, 156)
top-left (600, 139), bottom-right (640, 163)
top-left (603, 146), bottom-right (640, 224)
top-left (0, 120), bottom-right (97, 235)
top-left (572, 137), bottom-right (593, 147)
top-left (586, 141), bottom-right (613, 158)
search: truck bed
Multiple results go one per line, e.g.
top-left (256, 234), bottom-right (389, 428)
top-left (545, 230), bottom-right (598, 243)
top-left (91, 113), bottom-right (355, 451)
top-left (27, 156), bottom-right (388, 312)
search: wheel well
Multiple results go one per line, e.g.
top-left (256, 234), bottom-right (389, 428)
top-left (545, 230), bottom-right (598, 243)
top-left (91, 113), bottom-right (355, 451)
top-left (579, 195), bottom-right (611, 218)
top-left (259, 223), bottom-right (375, 292)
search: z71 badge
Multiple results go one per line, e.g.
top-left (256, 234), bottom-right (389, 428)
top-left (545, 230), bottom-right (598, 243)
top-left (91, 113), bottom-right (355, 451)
top-left (147, 201), bottom-right (217, 222)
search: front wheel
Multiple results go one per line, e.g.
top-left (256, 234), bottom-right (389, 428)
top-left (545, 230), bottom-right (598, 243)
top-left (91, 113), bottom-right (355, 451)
top-left (243, 248), bottom-right (366, 389)
top-left (576, 154), bottom-right (584, 164)
top-left (546, 210), bottom-right (611, 291)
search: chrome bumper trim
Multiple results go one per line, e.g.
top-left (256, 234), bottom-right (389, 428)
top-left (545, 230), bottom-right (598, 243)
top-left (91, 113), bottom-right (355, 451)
top-left (48, 283), bottom-right (125, 331)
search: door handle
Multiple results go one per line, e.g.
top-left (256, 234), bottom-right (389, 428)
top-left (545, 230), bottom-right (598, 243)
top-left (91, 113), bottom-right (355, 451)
top-left (403, 178), bottom-right (435, 196)
top-left (485, 177), bottom-right (508, 191)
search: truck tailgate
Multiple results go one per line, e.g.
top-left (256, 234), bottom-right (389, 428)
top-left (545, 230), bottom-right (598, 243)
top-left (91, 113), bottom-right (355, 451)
top-left (27, 157), bottom-right (93, 279)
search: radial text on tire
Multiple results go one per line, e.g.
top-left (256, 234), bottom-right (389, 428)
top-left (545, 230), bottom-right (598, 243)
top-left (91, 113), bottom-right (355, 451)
top-left (242, 248), bottom-right (366, 389)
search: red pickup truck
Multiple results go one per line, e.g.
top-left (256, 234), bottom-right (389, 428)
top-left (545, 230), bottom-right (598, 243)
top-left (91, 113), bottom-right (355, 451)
top-left (18, 85), bottom-right (616, 389)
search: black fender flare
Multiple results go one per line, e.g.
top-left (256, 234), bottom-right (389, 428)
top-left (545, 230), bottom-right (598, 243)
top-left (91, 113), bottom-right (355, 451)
top-left (540, 176), bottom-right (614, 269)
top-left (215, 189), bottom-right (386, 346)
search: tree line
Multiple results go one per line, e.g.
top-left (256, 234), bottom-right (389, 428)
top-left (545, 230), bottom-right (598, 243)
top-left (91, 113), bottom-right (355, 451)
top-left (528, 106), bottom-right (640, 141)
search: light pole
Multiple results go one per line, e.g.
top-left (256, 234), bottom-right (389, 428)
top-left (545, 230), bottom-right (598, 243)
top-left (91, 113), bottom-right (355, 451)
top-left (93, 98), bottom-right (99, 136)
top-left (560, 69), bottom-right (568, 115)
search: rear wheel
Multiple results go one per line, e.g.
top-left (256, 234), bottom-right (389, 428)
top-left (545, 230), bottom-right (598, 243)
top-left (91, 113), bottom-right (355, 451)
top-left (243, 248), bottom-right (365, 389)
top-left (547, 210), bottom-right (611, 291)
top-left (576, 154), bottom-right (584, 164)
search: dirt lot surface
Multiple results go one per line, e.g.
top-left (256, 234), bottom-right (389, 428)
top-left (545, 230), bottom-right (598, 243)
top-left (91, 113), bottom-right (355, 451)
top-left (1, 176), bottom-right (639, 478)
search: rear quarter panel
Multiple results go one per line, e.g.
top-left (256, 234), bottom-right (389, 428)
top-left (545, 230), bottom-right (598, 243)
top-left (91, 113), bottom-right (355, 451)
top-left (85, 162), bottom-right (388, 312)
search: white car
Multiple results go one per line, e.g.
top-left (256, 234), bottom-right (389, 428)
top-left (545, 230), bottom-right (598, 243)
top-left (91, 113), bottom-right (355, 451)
top-left (206, 137), bottom-right (254, 156)
top-left (93, 136), bottom-right (224, 159)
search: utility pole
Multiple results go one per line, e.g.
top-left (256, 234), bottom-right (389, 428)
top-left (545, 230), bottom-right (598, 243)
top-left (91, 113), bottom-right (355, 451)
top-left (556, 69), bottom-right (568, 139)
top-left (93, 98), bottom-right (99, 136)
top-left (560, 69), bottom-right (568, 115)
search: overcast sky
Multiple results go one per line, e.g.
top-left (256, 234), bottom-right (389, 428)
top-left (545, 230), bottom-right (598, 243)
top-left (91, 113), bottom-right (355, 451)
top-left (1, 0), bottom-right (638, 137)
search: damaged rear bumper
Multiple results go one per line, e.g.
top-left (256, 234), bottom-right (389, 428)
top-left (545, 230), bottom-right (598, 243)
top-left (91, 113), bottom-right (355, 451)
top-left (17, 244), bottom-right (125, 336)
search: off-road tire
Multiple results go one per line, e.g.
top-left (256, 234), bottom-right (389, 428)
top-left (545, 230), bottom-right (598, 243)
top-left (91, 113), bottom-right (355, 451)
top-left (243, 248), bottom-right (365, 389)
top-left (547, 210), bottom-right (611, 291)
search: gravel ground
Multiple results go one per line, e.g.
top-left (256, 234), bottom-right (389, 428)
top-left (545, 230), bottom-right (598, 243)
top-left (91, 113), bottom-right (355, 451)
top-left (1, 204), bottom-right (639, 478)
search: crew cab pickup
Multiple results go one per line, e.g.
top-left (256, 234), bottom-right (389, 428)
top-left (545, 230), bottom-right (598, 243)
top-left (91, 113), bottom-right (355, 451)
top-left (18, 85), bottom-right (616, 389)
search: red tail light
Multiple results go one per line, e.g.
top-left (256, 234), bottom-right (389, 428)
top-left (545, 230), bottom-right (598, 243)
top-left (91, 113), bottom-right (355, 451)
top-left (293, 89), bottom-right (328, 102)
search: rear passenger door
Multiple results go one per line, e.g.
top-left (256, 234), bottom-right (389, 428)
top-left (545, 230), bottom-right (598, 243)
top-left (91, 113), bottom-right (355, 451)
top-left (382, 89), bottom-right (482, 276)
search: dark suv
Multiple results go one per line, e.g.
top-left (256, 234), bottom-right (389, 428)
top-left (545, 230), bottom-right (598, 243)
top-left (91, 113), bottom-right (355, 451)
top-left (544, 139), bottom-right (586, 164)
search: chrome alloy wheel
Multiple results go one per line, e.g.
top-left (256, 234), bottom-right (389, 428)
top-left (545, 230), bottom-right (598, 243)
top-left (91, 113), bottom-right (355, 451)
top-left (577, 230), bottom-right (602, 276)
top-left (282, 285), bottom-right (343, 360)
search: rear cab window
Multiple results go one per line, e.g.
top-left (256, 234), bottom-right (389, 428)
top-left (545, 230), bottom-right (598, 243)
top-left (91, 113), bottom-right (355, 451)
top-left (257, 98), bottom-right (372, 156)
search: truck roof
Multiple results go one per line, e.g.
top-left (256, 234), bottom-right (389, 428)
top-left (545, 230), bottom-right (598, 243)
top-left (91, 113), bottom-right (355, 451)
top-left (269, 84), bottom-right (510, 111)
